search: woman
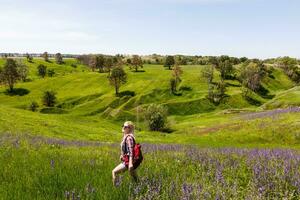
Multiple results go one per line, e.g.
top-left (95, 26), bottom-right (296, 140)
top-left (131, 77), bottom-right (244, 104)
top-left (112, 121), bottom-right (138, 186)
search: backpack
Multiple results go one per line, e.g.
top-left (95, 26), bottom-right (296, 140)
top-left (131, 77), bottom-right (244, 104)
top-left (123, 135), bottom-right (143, 169)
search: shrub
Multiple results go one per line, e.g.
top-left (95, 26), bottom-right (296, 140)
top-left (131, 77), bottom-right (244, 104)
top-left (71, 64), bottom-right (77, 68)
top-left (42, 91), bottom-right (57, 107)
top-left (29, 101), bottom-right (39, 112)
top-left (144, 104), bottom-right (168, 131)
top-left (37, 64), bottom-right (47, 78)
top-left (47, 69), bottom-right (55, 77)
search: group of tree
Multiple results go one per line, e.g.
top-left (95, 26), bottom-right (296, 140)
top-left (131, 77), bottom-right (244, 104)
top-left (238, 61), bottom-right (267, 98)
top-left (41, 52), bottom-right (64, 64)
top-left (78, 54), bottom-right (130, 96)
top-left (89, 55), bottom-right (105, 72)
top-left (201, 56), bottom-right (234, 104)
top-left (78, 54), bottom-right (122, 73)
top-left (29, 90), bottom-right (57, 112)
top-left (209, 55), bottom-right (234, 81)
top-left (277, 57), bottom-right (300, 83)
top-left (0, 58), bottom-right (29, 92)
top-left (142, 54), bottom-right (246, 66)
top-left (37, 64), bottom-right (55, 78)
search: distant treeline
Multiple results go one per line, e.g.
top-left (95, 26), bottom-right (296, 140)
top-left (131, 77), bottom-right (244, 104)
top-left (0, 53), bottom-right (77, 58)
top-left (77, 54), bottom-right (251, 66)
top-left (2, 53), bottom-right (299, 66)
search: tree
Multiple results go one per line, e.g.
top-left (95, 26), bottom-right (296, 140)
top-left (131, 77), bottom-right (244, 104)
top-left (208, 56), bottom-right (219, 66)
top-left (26, 53), bottom-right (33, 62)
top-left (96, 55), bottom-right (105, 73)
top-left (104, 57), bottom-right (114, 75)
top-left (144, 104), bottom-right (168, 131)
top-left (108, 66), bottom-right (127, 95)
top-left (0, 67), bottom-right (2, 83)
top-left (88, 55), bottom-right (105, 72)
top-left (170, 64), bottom-right (183, 93)
top-left (126, 58), bottom-right (132, 65)
top-left (201, 65), bottom-right (214, 84)
top-left (55, 53), bottom-right (63, 64)
top-left (26, 53), bottom-right (30, 61)
top-left (37, 64), bottom-right (47, 78)
top-left (179, 56), bottom-right (188, 65)
top-left (207, 80), bottom-right (227, 104)
top-left (239, 57), bottom-right (248, 63)
top-left (131, 55), bottom-right (143, 72)
top-left (218, 60), bottom-right (233, 80)
top-left (277, 57), bottom-right (300, 83)
top-left (0, 58), bottom-right (20, 92)
top-left (210, 56), bottom-right (233, 80)
top-left (42, 52), bottom-right (49, 62)
top-left (42, 90), bottom-right (57, 107)
top-left (164, 56), bottom-right (175, 70)
top-left (277, 57), bottom-right (297, 70)
top-left (88, 56), bottom-right (97, 72)
top-left (16, 60), bottom-right (29, 82)
top-left (239, 62), bottom-right (265, 92)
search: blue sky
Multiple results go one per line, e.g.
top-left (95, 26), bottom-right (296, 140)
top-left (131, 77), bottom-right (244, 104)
top-left (0, 0), bottom-right (299, 58)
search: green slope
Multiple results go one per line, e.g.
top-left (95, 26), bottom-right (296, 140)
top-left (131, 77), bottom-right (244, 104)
top-left (1, 58), bottom-right (300, 147)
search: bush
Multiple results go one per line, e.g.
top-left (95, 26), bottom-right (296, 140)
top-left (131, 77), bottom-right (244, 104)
top-left (29, 101), bottom-right (39, 112)
top-left (42, 91), bottom-right (57, 107)
top-left (37, 64), bottom-right (47, 78)
top-left (71, 64), bottom-right (77, 68)
top-left (47, 69), bottom-right (55, 77)
top-left (144, 104), bottom-right (168, 131)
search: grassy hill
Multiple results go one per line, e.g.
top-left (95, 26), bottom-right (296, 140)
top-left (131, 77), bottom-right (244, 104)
top-left (0, 57), bottom-right (300, 148)
top-left (1, 57), bottom-right (300, 199)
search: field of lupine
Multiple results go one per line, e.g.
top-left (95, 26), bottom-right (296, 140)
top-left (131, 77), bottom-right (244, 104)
top-left (1, 134), bottom-right (300, 200)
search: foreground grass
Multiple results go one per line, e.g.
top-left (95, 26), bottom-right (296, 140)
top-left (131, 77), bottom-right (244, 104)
top-left (1, 137), bottom-right (300, 199)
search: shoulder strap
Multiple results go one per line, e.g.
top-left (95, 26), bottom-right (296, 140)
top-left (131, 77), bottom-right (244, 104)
top-left (124, 135), bottom-right (136, 154)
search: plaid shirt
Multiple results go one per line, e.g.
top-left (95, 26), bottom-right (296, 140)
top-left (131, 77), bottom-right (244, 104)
top-left (121, 134), bottom-right (135, 157)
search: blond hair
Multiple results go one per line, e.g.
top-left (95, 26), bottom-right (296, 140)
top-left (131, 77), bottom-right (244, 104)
top-left (123, 121), bottom-right (135, 134)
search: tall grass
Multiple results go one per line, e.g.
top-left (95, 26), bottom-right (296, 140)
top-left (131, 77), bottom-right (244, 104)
top-left (1, 136), bottom-right (300, 199)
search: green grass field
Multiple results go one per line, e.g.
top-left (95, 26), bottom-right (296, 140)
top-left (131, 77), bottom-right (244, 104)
top-left (1, 58), bottom-right (300, 199)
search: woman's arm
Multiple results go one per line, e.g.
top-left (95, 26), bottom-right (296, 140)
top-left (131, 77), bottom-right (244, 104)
top-left (126, 136), bottom-right (134, 170)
